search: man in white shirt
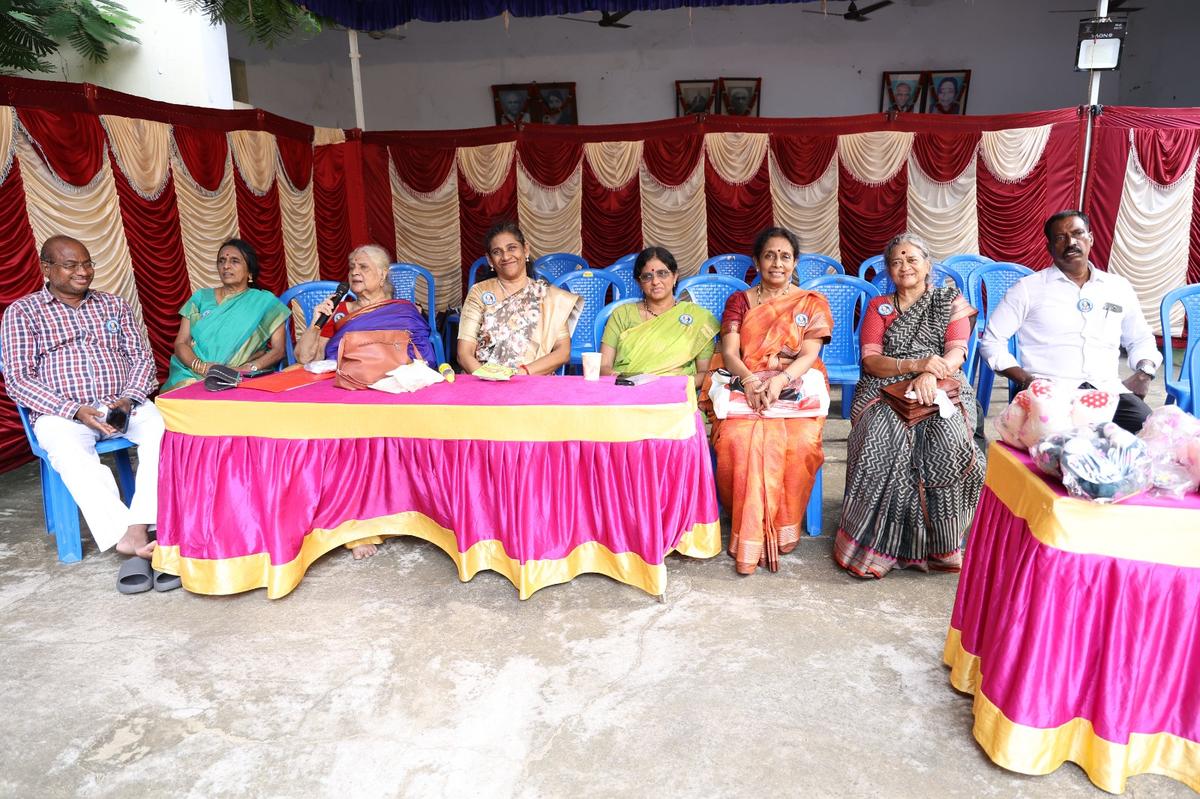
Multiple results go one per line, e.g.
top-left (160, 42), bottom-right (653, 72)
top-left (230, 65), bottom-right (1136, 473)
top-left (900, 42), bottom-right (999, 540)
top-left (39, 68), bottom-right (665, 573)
top-left (980, 210), bottom-right (1161, 433)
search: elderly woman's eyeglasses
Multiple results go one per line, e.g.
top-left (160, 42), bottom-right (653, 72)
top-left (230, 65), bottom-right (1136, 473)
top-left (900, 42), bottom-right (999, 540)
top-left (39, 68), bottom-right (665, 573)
top-left (637, 269), bottom-right (672, 283)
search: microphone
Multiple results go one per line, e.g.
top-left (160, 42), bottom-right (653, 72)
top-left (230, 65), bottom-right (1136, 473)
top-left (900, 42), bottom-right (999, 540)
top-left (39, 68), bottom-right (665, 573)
top-left (313, 281), bottom-right (350, 327)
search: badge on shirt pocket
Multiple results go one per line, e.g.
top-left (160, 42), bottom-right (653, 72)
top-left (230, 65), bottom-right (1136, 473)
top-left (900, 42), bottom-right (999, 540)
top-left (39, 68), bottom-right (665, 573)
top-left (482, 291), bottom-right (497, 306)
top-left (794, 313), bottom-right (809, 327)
top-left (104, 319), bottom-right (120, 334)
top-left (679, 313), bottom-right (693, 326)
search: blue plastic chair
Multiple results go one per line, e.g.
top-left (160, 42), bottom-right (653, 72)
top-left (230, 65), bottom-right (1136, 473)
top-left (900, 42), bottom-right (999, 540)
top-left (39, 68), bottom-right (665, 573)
top-left (388, 262), bottom-right (445, 365)
top-left (0, 346), bottom-right (135, 563)
top-left (533, 252), bottom-right (589, 283)
top-left (702, 254), bottom-right (754, 283)
top-left (802, 275), bottom-right (882, 419)
top-left (605, 259), bottom-right (643, 300)
top-left (442, 257), bottom-right (493, 358)
top-left (857, 255), bottom-right (885, 283)
top-left (592, 298), bottom-right (641, 356)
top-left (674, 275), bottom-right (749, 325)
top-left (608, 253), bottom-right (638, 269)
top-left (279, 280), bottom-right (341, 365)
top-left (1159, 284), bottom-right (1200, 409)
top-left (1188, 339), bottom-right (1200, 416)
top-left (941, 253), bottom-right (995, 287)
top-left (968, 262), bottom-right (1035, 415)
top-left (552, 269), bottom-right (625, 368)
top-left (752, 253), bottom-right (845, 287)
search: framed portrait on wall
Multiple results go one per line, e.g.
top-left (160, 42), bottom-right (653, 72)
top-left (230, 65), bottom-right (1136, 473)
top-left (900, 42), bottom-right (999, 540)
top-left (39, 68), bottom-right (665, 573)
top-left (493, 84), bottom-right (533, 125)
top-left (925, 70), bottom-right (971, 115)
top-left (676, 79), bottom-right (718, 116)
top-left (534, 82), bottom-right (577, 125)
top-left (880, 71), bottom-right (926, 113)
top-left (717, 77), bottom-right (761, 117)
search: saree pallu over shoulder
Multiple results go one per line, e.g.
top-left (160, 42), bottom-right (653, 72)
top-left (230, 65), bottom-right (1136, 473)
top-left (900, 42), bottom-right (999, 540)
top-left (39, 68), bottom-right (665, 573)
top-left (612, 301), bottom-right (718, 376)
top-left (323, 300), bottom-right (435, 363)
top-left (463, 278), bottom-right (583, 368)
top-left (164, 288), bottom-right (288, 391)
top-left (836, 285), bottom-right (986, 579)
top-left (712, 290), bottom-right (830, 575)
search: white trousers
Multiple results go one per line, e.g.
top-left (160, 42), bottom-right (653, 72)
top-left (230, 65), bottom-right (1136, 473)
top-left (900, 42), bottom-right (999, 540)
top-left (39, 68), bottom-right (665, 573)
top-left (33, 402), bottom-right (165, 552)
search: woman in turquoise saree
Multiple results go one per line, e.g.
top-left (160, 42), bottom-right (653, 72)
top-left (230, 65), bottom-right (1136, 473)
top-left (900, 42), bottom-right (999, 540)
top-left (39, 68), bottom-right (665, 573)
top-left (164, 239), bottom-right (288, 391)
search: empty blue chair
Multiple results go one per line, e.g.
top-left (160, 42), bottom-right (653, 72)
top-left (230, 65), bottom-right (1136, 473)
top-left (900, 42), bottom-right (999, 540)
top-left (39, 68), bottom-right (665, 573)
top-left (552, 269), bottom-right (625, 368)
top-left (605, 258), bottom-right (643, 300)
top-left (0, 346), bottom-right (135, 563)
top-left (279, 280), bottom-right (341, 365)
top-left (388, 262), bottom-right (446, 365)
top-left (802, 274), bottom-right (882, 419)
top-left (533, 252), bottom-right (589, 283)
top-left (702, 254), bottom-right (754, 283)
top-left (441, 257), bottom-right (493, 357)
top-left (1159, 284), bottom-right (1200, 408)
top-left (968, 262), bottom-right (1035, 415)
top-left (592, 298), bottom-right (641, 355)
top-left (674, 274), bottom-right (749, 324)
top-left (941, 253), bottom-right (994, 287)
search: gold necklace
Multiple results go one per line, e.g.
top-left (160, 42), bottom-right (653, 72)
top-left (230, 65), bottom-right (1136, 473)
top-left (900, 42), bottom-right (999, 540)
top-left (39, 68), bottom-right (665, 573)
top-left (218, 285), bottom-right (248, 303)
top-left (756, 283), bottom-right (790, 304)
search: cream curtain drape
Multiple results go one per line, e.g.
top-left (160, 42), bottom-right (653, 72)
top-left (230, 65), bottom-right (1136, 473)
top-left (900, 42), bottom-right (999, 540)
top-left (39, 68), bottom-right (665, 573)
top-left (517, 159), bottom-right (583, 260)
top-left (906, 157), bottom-right (979, 261)
top-left (457, 141), bottom-right (515, 195)
top-left (391, 157), bottom-right (462, 310)
top-left (769, 149), bottom-right (840, 261)
top-left (640, 158), bottom-right (708, 277)
top-left (276, 149), bottom-right (320, 288)
top-left (583, 140), bottom-right (642, 189)
top-left (704, 132), bottom-right (769, 185)
top-left (101, 116), bottom-right (171, 199)
top-left (229, 130), bottom-right (278, 195)
top-left (837, 131), bottom-right (913, 185)
top-left (979, 125), bottom-right (1053, 182)
top-left (170, 135), bottom-right (239, 292)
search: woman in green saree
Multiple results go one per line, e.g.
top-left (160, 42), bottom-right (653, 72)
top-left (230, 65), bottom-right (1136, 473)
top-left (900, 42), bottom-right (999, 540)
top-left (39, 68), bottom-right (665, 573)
top-left (164, 239), bottom-right (289, 391)
top-left (599, 246), bottom-right (718, 377)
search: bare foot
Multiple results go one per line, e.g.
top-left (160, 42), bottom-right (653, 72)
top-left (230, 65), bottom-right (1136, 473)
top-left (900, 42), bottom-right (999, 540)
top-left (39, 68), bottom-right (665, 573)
top-left (114, 524), bottom-right (155, 559)
top-left (351, 543), bottom-right (378, 560)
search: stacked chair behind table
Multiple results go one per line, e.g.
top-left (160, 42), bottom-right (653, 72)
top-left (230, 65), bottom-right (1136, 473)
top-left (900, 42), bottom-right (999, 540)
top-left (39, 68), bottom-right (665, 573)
top-left (967, 262), bottom-right (1034, 416)
top-left (0, 343), bottom-right (135, 563)
top-left (1159, 284), bottom-right (1200, 410)
top-left (388, 262), bottom-right (445, 365)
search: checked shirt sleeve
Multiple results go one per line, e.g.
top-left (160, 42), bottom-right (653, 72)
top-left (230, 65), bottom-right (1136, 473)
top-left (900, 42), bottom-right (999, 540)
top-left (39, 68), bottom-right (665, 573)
top-left (1, 302), bottom-right (82, 419)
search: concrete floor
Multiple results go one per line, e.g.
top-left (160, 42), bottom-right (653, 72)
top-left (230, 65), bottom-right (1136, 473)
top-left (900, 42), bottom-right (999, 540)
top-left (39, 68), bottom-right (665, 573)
top-left (0, 376), bottom-right (1189, 799)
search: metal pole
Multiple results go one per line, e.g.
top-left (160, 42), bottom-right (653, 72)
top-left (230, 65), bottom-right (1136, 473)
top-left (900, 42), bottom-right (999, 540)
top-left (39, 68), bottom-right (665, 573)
top-left (1077, 0), bottom-right (1109, 206)
top-left (348, 29), bottom-right (366, 130)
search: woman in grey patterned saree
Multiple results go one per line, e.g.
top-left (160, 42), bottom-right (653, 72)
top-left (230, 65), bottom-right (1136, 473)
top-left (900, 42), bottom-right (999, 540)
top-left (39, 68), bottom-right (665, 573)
top-left (835, 233), bottom-right (986, 578)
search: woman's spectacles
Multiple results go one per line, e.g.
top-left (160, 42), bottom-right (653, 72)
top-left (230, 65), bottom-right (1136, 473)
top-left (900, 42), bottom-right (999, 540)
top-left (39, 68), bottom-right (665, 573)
top-left (637, 269), bottom-right (673, 283)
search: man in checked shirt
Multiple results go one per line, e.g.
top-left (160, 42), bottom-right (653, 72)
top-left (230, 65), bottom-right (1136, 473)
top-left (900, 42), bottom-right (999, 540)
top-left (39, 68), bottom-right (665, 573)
top-left (2, 235), bottom-right (163, 558)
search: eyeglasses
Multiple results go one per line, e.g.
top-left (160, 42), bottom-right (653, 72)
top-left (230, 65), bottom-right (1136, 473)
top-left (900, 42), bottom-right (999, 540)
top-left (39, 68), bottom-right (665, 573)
top-left (637, 269), bottom-right (673, 283)
top-left (43, 260), bottom-right (95, 271)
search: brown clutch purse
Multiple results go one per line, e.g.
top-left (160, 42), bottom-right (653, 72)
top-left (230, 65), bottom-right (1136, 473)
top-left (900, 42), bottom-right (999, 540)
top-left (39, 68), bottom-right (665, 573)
top-left (879, 378), bottom-right (961, 427)
top-left (335, 329), bottom-right (419, 390)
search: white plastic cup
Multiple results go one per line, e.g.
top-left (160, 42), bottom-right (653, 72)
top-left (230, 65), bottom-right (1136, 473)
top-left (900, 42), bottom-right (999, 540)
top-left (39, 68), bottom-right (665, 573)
top-left (582, 352), bottom-right (602, 381)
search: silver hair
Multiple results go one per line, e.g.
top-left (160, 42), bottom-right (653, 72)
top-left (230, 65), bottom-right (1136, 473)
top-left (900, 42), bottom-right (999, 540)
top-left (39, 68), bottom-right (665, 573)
top-left (882, 232), bottom-right (932, 264)
top-left (348, 243), bottom-right (392, 279)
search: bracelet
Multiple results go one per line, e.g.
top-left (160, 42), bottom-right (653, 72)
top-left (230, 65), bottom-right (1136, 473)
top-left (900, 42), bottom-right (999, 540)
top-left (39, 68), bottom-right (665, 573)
top-left (744, 374), bottom-right (762, 384)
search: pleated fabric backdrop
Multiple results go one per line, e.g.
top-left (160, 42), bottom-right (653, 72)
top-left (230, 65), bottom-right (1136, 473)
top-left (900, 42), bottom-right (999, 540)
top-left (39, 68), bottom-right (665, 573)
top-left (0, 76), bottom-right (1197, 472)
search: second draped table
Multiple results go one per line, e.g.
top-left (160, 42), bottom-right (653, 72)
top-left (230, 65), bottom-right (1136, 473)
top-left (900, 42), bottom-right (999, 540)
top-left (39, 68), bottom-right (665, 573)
top-left (152, 375), bottom-right (720, 599)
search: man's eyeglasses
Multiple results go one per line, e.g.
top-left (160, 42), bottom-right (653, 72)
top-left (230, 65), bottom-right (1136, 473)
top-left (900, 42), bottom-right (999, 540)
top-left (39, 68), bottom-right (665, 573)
top-left (637, 269), bottom-right (673, 283)
top-left (43, 260), bottom-right (95, 271)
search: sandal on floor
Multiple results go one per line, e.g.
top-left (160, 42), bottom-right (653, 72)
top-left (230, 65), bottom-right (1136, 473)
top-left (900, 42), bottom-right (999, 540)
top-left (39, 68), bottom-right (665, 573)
top-left (117, 557), bottom-right (153, 594)
top-left (152, 570), bottom-right (182, 593)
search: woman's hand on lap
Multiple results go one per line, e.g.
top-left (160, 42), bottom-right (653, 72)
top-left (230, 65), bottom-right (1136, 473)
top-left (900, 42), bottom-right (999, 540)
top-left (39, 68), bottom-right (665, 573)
top-left (912, 371), bottom-right (939, 405)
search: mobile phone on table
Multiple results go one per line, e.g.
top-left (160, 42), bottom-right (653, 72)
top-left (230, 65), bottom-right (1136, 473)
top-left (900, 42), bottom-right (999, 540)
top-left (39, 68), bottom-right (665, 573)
top-left (614, 375), bottom-right (635, 386)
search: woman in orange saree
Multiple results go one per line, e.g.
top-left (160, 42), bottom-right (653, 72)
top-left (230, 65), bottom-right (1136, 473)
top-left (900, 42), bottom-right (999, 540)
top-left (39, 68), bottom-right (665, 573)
top-left (711, 227), bottom-right (831, 575)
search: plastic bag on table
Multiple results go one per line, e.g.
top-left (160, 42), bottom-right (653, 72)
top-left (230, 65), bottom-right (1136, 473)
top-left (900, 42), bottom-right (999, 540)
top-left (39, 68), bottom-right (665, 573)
top-left (997, 379), bottom-right (1118, 450)
top-left (1055, 423), bottom-right (1153, 503)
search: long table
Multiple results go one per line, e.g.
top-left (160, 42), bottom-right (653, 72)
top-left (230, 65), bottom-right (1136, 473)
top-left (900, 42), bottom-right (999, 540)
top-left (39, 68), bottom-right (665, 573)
top-left (151, 375), bottom-right (720, 599)
top-left (944, 442), bottom-right (1200, 794)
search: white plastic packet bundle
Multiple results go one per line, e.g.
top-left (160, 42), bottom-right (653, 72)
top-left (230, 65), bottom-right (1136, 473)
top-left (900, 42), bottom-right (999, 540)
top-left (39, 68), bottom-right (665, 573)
top-left (369, 361), bottom-right (445, 394)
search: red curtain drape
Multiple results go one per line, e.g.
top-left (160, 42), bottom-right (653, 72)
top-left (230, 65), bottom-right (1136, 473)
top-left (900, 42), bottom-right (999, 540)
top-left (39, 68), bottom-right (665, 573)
top-left (313, 144), bottom-right (351, 281)
top-left (912, 132), bottom-right (981, 181)
top-left (16, 108), bottom-right (105, 185)
top-left (361, 143), bottom-right (395, 258)
top-left (387, 143), bottom-right (456, 193)
top-left (706, 155), bottom-right (772, 258)
top-left (581, 158), bottom-right (641, 268)
top-left (516, 139), bottom-right (583, 187)
top-left (642, 134), bottom-right (703, 185)
top-left (172, 126), bottom-right (228, 191)
top-left (110, 154), bottom-right (191, 381)
top-left (1083, 127), bottom-right (1128, 270)
top-left (276, 136), bottom-right (313, 190)
top-left (233, 171), bottom-right (288, 295)
top-left (0, 158), bottom-right (44, 472)
top-left (458, 167), bottom-right (517, 285)
top-left (768, 135), bottom-right (837, 185)
top-left (838, 164), bottom-right (908, 274)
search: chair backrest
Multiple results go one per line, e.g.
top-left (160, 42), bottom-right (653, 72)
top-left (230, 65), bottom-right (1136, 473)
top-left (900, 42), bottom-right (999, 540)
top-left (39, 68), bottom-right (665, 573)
top-left (466, 256), bottom-right (492, 289)
top-left (801, 275), bottom-right (882, 369)
top-left (533, 252), bottom-right (589, 283)
top-left (605, 259), bottom-right (643, 300)
top-left (388, 262), bottom-right (445, 363)
top-left (967, 262), bottom-right (1035, 322)
top-left (674, 274), bottom-right (750, 324)
top-left (1189, 338), bottom-right (1200, 414)
top-left (608, 253), bottom-right (638, 269)
top-left (593, 298), bottom-right (641, 353)
top-left (857, 255), bottom-right (885, 282)
top-left (279, 280), bottom-right (342, 364)
top-left (702, 254), bottom-right (754, 283)
top-left (869, 263), bottom-right (964, 295)
top-left (1160, 284), bottom-right (1200, 387)
top-left (795, 253), bottom-right (845, 282)
top-left (552, 269), bottom-right (625, 355)
top-left (941, 253), bottom-right (995, 276)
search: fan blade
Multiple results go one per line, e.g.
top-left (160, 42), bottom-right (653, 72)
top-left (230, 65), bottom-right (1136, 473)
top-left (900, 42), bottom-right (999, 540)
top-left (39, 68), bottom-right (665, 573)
top-left (557, 16), bottom-right (600, 24)
top-left (855, 0), bottom-right (894, 13)
top-left (600, 11), bottom-right (632, 26)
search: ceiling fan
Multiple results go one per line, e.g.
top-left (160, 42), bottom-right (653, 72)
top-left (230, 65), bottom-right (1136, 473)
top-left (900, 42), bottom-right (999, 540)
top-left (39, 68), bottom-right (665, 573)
top-left (557, 11), bottom-right (633, 28)
top-left (1049, 0), bottom-right (1145, 13)
top-left (801, 1), bottom-right (894, 22)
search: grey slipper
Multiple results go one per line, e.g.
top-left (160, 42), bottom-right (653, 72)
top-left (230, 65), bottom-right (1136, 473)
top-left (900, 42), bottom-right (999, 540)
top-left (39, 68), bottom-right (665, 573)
top-left (117, 557), bottom-right (153, 594)
top-left (152, 570), bottom-right (182, 593)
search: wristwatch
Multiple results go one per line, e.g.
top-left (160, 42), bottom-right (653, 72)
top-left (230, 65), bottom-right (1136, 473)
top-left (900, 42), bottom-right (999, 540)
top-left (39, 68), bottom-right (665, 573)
top-left (1136, 361), bottom-right (1157, 378)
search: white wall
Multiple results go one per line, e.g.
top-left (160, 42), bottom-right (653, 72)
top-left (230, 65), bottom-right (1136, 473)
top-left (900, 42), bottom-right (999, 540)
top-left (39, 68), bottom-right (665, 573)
top-left (1117, 0), bottom-right (1200, 107)
top-left (226, 0), bottom-right (1170, 131)
top-left (33, 0), bottom-right (232, 109)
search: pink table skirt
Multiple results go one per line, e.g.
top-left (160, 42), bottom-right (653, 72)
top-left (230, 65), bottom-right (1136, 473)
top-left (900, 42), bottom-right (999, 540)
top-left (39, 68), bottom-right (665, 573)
top-left (945, 443), bottom-right (1200, 794)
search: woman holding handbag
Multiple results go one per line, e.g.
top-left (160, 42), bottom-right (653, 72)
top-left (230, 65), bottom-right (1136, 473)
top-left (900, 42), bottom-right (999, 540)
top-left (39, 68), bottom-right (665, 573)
top-left (835, 233), bottom-right (985, 579)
